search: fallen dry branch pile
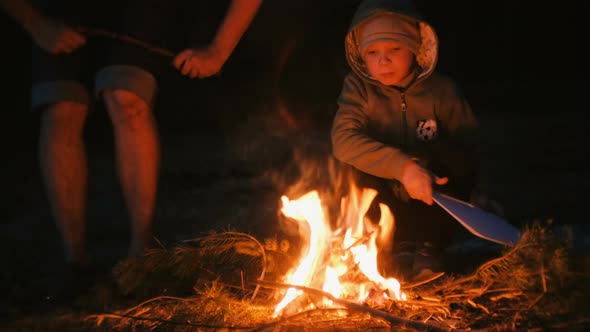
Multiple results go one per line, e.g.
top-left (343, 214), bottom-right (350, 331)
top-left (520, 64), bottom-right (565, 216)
top-left (82, 223), bottom-right (589, 331)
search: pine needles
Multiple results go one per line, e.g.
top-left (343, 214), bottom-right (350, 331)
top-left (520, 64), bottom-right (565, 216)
top-left (87, 221), bottom-right (589, 331)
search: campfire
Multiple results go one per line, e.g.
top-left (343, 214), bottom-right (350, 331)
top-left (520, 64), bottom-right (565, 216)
top-left (82, 158), bottom-right (587, 331)
top-left (274, 184), bottom-right (405, 316)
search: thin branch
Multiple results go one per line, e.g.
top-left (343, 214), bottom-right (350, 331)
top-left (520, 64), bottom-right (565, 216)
top-left (256, 279), bottom-right (450, 332)
top-left (251, 308), bottom-right (352, 332)
top-left (76, 26), bottom-right (175, 58)
top-left (119, 295), bottom-right (197, 316)
top-left (402, 272), bottom-right (446, 290)
top-left (528, 262), bottom-right (547, 309)
top-left (86, 311), bottom-right (257, 330)
top-left (222, 231), bottom-right (268, 302)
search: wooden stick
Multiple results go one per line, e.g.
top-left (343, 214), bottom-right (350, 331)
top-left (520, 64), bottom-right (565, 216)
top-left (76, 26), bottom-right (175, 58)
top-left (255, 279), bottom-right (449, 332)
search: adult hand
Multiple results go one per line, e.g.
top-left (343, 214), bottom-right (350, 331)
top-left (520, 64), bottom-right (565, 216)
top-left (400, 160), bottom-right (448, 205)
top-left (172, 47), bottom-right (225, 79)
top-left (30, 16), bottom-right (86, 54)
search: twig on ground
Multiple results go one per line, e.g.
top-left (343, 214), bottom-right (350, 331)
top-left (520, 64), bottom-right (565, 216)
top-left (256, 279), bottom-right (449, 332)
top-left (250, 308), bottom-right (352, 332)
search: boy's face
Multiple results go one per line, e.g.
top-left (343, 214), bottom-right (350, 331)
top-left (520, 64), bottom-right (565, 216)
top-left (362, 40), bottom-right (415, 86)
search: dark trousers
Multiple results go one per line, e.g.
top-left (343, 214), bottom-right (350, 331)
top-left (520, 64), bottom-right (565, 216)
top-left (352, 169), bottom-right (466, 251)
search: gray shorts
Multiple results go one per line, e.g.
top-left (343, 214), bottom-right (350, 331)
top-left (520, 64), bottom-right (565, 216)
top-left (31, 63), bottom-right (158, 110)
top-left (30, 0), bottom-right (233, 111)
top-left (30, 0), bottom-right (175, 111)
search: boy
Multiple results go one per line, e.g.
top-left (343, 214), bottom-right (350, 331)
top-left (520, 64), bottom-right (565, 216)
top-left (331, 0), bottom-right (481, 280)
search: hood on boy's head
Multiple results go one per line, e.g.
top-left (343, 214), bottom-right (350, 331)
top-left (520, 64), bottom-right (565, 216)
top-left (358, 13), bottom-right (420, 56)
top-left (352, 0), bottom-right (422, 25)
top-left (344, 0), bottom-right (438, 87)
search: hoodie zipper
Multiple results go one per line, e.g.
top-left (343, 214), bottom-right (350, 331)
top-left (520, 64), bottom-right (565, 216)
top-left (400, 92), bottom-right (408, 148)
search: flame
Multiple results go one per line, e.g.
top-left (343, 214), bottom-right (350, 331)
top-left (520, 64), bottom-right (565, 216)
top-left (274, 191), bottom-right (331, 313)
top-left (274, 183), bottom-right (406, 316)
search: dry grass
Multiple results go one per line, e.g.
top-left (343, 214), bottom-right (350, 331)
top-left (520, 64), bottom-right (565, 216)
top-left (3, 110), bottom-right (589, 332)
top-left (67, 221), bottom-right (590, 332)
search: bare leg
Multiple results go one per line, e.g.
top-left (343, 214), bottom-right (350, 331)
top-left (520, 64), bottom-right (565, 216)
top-left (39, 101), bottom-right (89, 264)
top-left (103, 89), bottom-right (160, 257)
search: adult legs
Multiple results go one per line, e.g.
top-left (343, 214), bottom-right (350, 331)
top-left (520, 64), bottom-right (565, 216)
top-left (97, 0), bottom-right (166, 256)
top-left (39, 101), bottom-right (89, 265)
top-left (103, 89), bottom-right (160, 257)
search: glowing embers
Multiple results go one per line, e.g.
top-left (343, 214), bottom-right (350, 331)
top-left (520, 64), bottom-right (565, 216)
top-left (274, 183), bottom-right (406, 316)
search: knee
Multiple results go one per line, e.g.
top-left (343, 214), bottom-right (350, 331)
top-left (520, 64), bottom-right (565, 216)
top-left (103, 89), bottom-right (153, 129)
top-left (41, 101), bottom-right (88, 136)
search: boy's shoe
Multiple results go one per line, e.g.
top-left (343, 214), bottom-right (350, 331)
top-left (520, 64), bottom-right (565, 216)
top-left (393, 241), bottom-right (445, 284)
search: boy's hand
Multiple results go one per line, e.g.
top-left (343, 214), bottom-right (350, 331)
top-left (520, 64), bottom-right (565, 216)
top-left (172, 47), bottom-right (225, 79)
top-left (401, 160), bottom-right (448, 205)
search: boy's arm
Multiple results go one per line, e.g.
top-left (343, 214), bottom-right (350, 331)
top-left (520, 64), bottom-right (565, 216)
top-left (332, 73), bottom-right (448, 205)
top-left (331, 74), bottom-right (413, 181)
top-left (0, 0), bottom-right (85, 54)
top-left (172, 0), bottom-right (263, 79)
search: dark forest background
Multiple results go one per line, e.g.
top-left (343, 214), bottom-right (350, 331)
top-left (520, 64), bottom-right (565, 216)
top-left (0, 0), bottom-right (589, 240)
